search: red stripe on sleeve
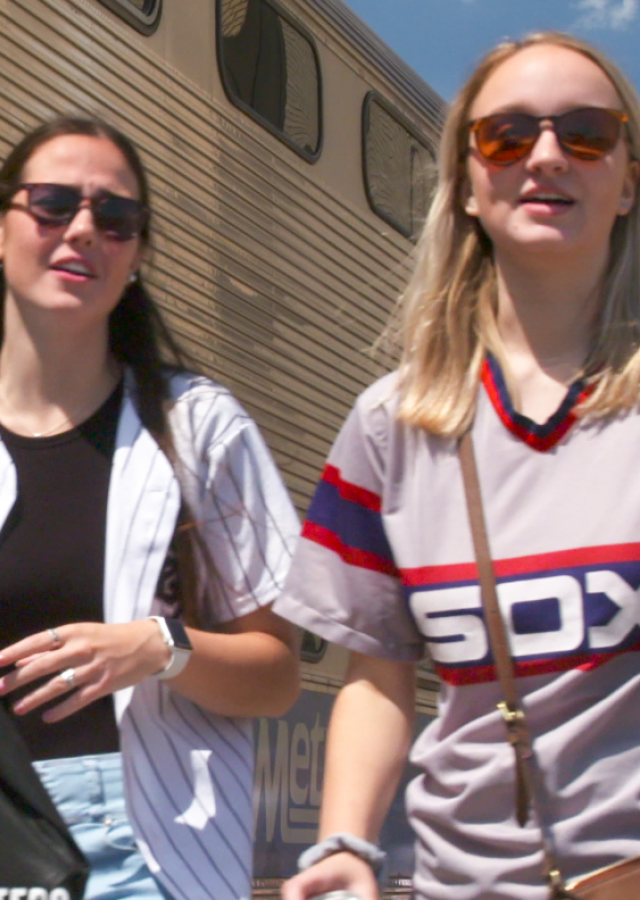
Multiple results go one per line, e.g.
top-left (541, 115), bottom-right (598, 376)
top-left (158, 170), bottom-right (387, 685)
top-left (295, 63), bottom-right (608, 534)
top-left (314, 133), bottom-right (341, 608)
top-left (322, 464), bottom-right (382, 512)
top-left (302, 520), bottom-right (399, 577)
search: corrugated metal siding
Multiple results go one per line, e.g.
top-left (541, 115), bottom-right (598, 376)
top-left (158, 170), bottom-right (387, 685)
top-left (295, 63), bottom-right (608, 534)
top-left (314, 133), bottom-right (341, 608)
top-left (302, 0), bottom-right (446, 138)
top-left (0, 0), bottom-right (444, 512)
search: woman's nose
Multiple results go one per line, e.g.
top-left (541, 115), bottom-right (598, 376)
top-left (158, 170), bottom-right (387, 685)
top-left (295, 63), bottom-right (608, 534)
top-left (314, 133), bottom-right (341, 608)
top-left (525, 121), bottom-right (569, 172)
top-left (62, 200), bottom-right (97, 242)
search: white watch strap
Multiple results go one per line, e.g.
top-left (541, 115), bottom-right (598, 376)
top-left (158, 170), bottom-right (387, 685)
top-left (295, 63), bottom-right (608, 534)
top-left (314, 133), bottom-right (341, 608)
top-left (149, 616), bottom-right (192, 680)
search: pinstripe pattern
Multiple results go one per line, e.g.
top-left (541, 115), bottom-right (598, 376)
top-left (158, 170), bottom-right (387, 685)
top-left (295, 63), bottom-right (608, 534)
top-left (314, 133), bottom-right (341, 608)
top-left (0, 371), bottom-right (299, 900)
top-left (168, 376), bottom-right (298, 627)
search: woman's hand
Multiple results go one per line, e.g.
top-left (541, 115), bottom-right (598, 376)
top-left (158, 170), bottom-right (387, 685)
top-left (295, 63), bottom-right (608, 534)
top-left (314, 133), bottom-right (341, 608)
top-left (0, 605), bottom-right (300, 722)
top-left (281, 852), bottom-right (379, 900)
top-left (280, 653), bottom-right (415, 900)
top-left (0, 619), bottom-right (170, 722)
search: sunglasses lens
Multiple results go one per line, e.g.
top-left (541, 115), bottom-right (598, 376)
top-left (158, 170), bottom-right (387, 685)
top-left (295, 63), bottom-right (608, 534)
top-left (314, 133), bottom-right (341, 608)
top-left (474, 114), bottom-right (537, 164)
top-left (472, 108), bottom-right (625, 166)
top-left (94, 196), bottom-right (146, 242)
top-left (557, 108), bottom-right (622, 160)
top-left (21, 185), bottom-right (146, 241)
top-left (28, 184), bottom-right (79, 225)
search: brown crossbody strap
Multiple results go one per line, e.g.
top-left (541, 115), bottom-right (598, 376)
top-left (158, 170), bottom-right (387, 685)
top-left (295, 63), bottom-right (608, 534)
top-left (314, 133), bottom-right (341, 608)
top-left (458, 431), bottom-right (582, 899)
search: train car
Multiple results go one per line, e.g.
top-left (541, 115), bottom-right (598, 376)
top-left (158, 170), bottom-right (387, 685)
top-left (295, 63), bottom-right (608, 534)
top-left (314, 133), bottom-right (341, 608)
top-left (0, 0), bottom-right (445, 895)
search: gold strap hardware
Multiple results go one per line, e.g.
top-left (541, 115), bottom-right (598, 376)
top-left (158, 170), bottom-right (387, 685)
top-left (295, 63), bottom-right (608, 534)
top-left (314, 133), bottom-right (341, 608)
top-left (548, 869), bottom-right (562, 885)
top-left (497, 701), bottom-right (524, 724)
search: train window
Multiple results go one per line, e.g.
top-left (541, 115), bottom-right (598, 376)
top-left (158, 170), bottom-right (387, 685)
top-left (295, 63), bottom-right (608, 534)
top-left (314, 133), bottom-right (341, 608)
top-left (217, 0), bottom-right (322, 161)
top-left (363, 93), bottom-right (436, 241)
top-left (96, 0), bottom-right (162, 34)
top-left (299, 632), bottom-right (328, 663)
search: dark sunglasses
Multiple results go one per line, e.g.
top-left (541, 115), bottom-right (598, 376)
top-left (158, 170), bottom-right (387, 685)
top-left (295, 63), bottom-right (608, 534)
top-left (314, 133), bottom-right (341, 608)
top-left (469, 106), bottom-right (628, 166)
top-left (10, 182), bottom-right (148, 242)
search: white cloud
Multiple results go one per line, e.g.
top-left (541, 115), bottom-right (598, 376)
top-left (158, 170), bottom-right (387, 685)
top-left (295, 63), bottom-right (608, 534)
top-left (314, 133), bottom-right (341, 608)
top-left (573, 0), bottom-right (639, 29)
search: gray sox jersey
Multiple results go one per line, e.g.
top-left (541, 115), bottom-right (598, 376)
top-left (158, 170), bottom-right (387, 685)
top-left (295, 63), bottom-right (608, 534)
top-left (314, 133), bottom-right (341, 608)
top-left (275, 356), bottom-right (640, 900)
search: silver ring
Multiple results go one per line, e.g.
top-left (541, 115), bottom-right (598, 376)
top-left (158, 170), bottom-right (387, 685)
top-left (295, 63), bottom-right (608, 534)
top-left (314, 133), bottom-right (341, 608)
top-left (60, 668), bottom-right (76, 688)
top-left (48, 627), bottom-right (62, 647)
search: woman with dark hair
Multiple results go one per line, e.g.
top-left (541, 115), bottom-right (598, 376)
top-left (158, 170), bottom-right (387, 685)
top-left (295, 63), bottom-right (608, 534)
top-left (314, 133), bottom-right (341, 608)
top-left (276, 31), bottom-right (640, 900)
top-left (0, 115), bottom-right (300, 900)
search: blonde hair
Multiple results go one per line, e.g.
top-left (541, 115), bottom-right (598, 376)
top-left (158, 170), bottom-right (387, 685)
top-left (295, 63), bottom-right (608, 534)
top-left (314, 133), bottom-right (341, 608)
top-left (396, 31), bottom-right (640, 436)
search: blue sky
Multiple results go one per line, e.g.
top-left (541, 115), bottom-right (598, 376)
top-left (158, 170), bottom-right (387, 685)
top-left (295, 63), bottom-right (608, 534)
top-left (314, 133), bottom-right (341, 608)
top-left (344, 0), bottom-right (640, 102)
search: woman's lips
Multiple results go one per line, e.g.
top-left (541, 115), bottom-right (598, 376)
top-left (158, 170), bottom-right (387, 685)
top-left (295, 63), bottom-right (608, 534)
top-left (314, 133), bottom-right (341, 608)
top-left (50, 258), bottom-right (97, 280)
top-left (519, 192), bottom-right (576, 215)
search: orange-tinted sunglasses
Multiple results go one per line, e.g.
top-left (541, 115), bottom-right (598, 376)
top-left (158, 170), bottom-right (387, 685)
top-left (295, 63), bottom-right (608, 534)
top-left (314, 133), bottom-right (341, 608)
top-left (469, 106), bottom-right (628, 166)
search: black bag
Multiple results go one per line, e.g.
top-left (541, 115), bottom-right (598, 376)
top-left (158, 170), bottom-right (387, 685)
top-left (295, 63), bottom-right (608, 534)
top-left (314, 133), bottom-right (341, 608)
top-left (0, 702), bottom-right (89, 898)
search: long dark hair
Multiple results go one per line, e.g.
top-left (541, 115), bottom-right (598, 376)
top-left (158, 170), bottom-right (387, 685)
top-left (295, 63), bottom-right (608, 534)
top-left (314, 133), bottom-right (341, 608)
top-left (0, 116), bottom-right (206, 622)
top-left (0, 114), bottom-right (188, 435)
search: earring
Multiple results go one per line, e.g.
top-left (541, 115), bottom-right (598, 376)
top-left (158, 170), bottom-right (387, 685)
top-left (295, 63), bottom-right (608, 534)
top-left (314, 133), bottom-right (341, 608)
top-left (128, 272), bottom-right (138, 285)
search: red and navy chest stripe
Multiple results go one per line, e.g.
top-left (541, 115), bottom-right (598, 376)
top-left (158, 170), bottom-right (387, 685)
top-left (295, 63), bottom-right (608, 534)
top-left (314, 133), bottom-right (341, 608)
top-left (404, 544), bottom-right (640, 685)
top-left (303, 465), bottom-right (640, 685)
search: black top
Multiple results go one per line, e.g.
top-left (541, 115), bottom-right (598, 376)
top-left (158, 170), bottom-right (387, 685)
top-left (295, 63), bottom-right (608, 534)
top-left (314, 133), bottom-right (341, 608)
top-left (0, 384), bottom-right (123, 760)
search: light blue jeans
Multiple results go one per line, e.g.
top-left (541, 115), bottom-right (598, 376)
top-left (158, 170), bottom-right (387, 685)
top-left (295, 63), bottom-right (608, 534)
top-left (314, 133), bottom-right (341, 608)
top-left (33, 753), bottom-right (173, 900)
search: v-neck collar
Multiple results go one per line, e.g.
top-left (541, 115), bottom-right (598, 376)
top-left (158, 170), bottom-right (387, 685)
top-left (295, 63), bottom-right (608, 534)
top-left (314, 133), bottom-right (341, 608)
top-left (481, 353), bottom-right (590, 452)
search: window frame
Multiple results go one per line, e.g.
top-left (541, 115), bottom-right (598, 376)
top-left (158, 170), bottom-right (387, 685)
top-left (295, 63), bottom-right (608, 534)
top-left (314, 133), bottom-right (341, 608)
top-left (299, 632), bottom-right (328, 664)
top-left (96, 0), bottom-right (162, 35)
top-left (362, 91), bottom-right (436, 241)
top-left (215, 0), bottom-right (323, 163)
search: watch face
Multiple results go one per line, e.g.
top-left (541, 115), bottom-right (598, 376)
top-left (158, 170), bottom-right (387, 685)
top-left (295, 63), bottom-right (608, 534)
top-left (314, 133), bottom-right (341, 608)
top-left (165, 618), bottom-right (192, 651)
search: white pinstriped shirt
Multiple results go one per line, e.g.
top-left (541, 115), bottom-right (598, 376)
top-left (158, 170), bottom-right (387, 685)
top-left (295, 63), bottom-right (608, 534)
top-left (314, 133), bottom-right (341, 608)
top-left (0, 370), bottom-right (300, 900)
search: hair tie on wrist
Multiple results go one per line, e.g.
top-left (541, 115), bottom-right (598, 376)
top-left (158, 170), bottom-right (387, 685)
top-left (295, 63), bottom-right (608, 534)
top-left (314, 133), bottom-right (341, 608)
top-left (297, 832), bottom-right (387, 887)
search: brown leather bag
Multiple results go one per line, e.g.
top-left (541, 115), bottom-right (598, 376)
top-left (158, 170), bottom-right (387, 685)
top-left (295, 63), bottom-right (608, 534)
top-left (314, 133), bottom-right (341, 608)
top-left (458, 431), bottom-right (640, 900)
top-left (565, 857), bottom-right (640, 899)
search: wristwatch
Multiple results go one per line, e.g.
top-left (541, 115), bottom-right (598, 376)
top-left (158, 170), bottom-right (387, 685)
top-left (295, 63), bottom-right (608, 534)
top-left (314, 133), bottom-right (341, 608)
top-left (149, 616), bottom-right (193, 680)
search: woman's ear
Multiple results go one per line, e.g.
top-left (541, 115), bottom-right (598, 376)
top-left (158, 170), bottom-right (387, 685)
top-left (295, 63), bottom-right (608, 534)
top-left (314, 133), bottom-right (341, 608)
top-left (130, 247), bottom-right (143, 279)
top-left (465, 192), bottom-right (480, 217)
top-left (618, 160), bottom-right (640, 216)
top-left (463, 180), bottom-right (480, 217)
top-left (460, 162), bottom-right (480, 216)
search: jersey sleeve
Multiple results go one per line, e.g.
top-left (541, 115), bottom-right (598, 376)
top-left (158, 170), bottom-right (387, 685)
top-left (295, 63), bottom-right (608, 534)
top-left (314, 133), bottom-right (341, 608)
top-left (274, 386), bottom-right (424, 661)
top-left (173, 378), bottom-right (300, 626)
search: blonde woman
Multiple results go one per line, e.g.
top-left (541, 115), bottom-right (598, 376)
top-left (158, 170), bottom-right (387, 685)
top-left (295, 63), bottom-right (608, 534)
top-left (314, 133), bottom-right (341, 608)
top-left (275, 32), bottom-right (640, 900)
